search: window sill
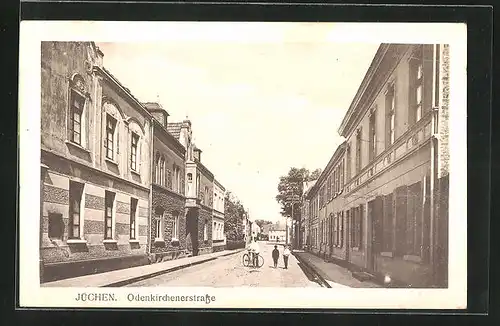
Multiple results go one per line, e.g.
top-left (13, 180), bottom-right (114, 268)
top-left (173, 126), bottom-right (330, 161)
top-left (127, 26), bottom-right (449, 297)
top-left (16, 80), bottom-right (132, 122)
top-left (380, 251), bottom-right (394, 258)
top-left (105, 158), bottom-right (119, 167)
top-left (352, 247), bottom-right (360, 251)
top-left (131, 169), bottom-right (141, 177)
top-left (103, 239), bottom-right (117, 244)
top-left (403, 254), bottom-right (422, 263)
top-left (67, 239), bottom-right (87, 244)
top-left (154, 238), bottom-right (165, 244)
top-left (129, 239), bottom-right (140, 243)
top-left (65, 141), bottom-right (90, 153)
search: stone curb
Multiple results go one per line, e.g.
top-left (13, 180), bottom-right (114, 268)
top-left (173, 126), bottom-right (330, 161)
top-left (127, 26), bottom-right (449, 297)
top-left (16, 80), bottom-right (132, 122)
top-left (292, 252), bottom-right (331, 288)
top-left (104, 249), bottom-right (244, 287)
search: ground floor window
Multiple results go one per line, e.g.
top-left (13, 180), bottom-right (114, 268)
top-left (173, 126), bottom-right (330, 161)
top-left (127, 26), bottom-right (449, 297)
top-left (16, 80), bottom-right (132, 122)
top-left (104, 191), bottom-right (115, 240)
top-left (130, 198), bottom-right (137, 240)
top-left (155, 207), bottom-right (164, 240)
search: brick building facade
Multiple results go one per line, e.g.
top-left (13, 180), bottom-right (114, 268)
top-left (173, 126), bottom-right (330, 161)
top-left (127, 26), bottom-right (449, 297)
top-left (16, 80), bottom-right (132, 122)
top-left (144, 102), bottom-right (188, 263)
top-left (305, 43), bottom-right (450, 288)
top-left (40, 42), bottom-right (152, 282)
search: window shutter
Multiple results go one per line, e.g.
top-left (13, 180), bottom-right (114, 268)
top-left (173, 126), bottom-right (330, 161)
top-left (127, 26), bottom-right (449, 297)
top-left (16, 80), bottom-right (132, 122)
top-left (394, 186), bottom-right (408, 256)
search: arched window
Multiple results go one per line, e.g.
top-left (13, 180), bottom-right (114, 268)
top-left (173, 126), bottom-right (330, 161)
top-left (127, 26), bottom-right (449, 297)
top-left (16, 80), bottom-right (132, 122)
top-left (68, 74), bottom-right (88, 147)
top-left (154, 207), bottom-right (164, 241)
top-left (103, 100), bottom-right (124, 162)
top-left (128, 119), bottom-right (145, 174)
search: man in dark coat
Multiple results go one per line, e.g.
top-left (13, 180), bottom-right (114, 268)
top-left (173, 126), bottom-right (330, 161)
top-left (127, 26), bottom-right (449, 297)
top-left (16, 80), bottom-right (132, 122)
top-left (272, 245), bottom-right (280, 268)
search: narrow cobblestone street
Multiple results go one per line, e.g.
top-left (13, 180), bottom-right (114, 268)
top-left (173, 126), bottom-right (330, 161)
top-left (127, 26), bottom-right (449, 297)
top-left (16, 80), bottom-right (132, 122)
top-left (126, 242), bottom-right (321, 288)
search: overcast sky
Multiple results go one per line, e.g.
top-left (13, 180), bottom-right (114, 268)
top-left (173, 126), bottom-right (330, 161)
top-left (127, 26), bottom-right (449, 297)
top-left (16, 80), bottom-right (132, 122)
top-left (96, 23), bottom-right (380, 223)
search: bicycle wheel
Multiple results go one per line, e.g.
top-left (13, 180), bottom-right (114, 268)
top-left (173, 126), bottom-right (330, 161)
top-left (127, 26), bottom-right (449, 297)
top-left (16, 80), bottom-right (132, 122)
top-left (242, 253), bottom-right (251, 267)
top-left (257, 255), bottom-right (264, 268)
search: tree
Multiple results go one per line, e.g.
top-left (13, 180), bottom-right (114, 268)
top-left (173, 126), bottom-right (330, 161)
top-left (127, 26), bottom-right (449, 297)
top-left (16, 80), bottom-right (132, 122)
top-left (224, 191), bottom-right (246, 241)
top-left (254, 219), bottom-right (273, 230)
top-left (310, 168), bottom-right (322, 181)
top-left (275, 167), bottom-right (322, 221)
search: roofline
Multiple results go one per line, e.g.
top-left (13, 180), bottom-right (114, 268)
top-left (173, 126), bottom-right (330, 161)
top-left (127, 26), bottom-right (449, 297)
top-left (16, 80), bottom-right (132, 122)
top-left (307, 141), bottom-right (347, 196)
top-left (337, 43), bottom-right (388, 137)
top-left (94, 66), bottom-right (154, 121)
top-left (196, 160), bottom-right (214, 180)
top-left (214, 179), bottom-right (226, 191)
top-left (152, 119), bottom-right (186, 156)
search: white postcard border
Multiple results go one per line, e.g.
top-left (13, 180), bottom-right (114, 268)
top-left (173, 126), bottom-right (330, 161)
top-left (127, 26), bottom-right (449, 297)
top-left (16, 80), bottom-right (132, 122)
top-left (18, 21), bottom-right (467, 309)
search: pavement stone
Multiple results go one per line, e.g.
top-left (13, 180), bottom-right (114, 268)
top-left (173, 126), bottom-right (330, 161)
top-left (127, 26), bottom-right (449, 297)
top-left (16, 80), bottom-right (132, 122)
top-left (293, 251), bottom-right (381, 288)
top-left (42, 248), bottom-right (244, 287)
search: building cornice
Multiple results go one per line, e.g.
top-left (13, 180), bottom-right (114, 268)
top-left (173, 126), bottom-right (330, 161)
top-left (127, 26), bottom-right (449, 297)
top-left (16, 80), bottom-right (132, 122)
top-left (308, 141), bottom-right (347, 197)
top-left (196, 160), bottom-right (214, 180)
top-left (337, 44), bottom-right (411, 138)
top-left (94, 66), bottom-right (154, 122)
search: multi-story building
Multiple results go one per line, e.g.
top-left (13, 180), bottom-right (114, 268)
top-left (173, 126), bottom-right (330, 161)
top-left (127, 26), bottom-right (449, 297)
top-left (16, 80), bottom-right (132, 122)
top-left (307, 143), bottom-right (346, 260)
top-left (167, 120), bottom-right (214, 256)
top-left (268, 222), bottom-right (286, 243)
top-left (303, 43), bottom-right (449, 288)
top-left (212, 179), bottom-right (226, 252)
top-left (308, 187), bottom-right (320, 254)
top-left (251, 223), bottom-right (261, 241)
top-left (40, 42), bottom-right (152, 282)
top-left (143, 102), bottom-right (187, 263)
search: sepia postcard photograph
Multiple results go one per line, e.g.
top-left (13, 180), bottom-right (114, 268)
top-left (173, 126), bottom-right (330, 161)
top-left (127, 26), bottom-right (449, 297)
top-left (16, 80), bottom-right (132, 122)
top-left (18, 21), bottom-right (467, 309)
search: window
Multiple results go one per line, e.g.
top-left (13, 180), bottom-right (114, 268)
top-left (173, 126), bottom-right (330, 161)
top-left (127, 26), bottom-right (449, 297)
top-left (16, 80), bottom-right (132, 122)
top-left (356, 129), bottom-right (362, 174)
top-left (70, 90), bottom-right (85, 145)
top-left (155, 207), bottom-right (164, 240)
top-left (105, 114), bottom-right (117, 160)
top-left (333, 214), bottom-right (337, 246)
top-left (187, 173), bottom-right (193, 182)
top-left (130, 133), bottom-right (139, 172)
top-left (159, 157), bottom-right (165, 186)
top-left (327, 176), bottom-right (332, 200)
top-left (369, 110), bottom-right (377, 162)
top-left (69, 181), bottom-right (84, 239)
top-left (172, 211), bottom-right (179, 239)
top-left (386, 84), bottom-right (396, 148)
top-left (48, 213), bottom-right (64, 240)
top-left (173, 165), bottom-right (181, 193)
top-left (167, 169), bottom-right (172, 190)
top-left (339, 212), bottom-right (344, 248)
top-left (346, 145), bottom-right (351, 182)
top-left (196, 173), bottom-right (201, 198)
top-left (340, 160), bottom-right (344, 191)
top-left (410, 46), bottom-right (424, 124)
top-left (204, 220), bottom-right (208, 241)
top-left (130, 198), bottom-right (137, 240)
top-left (104, 191), bottom-right (115, 240)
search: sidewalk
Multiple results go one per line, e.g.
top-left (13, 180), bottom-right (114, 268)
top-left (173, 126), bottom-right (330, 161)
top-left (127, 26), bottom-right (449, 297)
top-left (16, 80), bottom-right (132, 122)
top-left (293, 251), bottom-right (381, 288)
top-left (42, 248), bottom-right (244, 288)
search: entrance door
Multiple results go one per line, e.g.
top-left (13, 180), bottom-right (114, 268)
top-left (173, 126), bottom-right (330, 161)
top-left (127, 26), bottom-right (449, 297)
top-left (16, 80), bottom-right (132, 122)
top-left (368, 197), bottom-right (384, 273)
top-left (345, 210), bottom-right (350, 263)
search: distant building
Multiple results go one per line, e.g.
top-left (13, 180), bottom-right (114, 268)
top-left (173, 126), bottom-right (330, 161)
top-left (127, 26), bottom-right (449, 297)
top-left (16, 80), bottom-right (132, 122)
top-left (268, 222), bottom-right (286, 243)
top-left (301, 180), bottom-right (316, 249)
top-left (251, 223), bottom-right (261, 241)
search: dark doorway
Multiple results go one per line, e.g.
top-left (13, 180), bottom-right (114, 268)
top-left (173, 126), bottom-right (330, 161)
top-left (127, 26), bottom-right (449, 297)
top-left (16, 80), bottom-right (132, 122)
top-left (185, 208), bottom-right (199, 256)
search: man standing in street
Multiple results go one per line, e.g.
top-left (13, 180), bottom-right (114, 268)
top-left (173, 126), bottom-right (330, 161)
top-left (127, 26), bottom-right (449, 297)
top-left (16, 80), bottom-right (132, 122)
top-left (283, 245), bottom-right (291, 269)
top-left (272, 245), bottom-right (280, 268)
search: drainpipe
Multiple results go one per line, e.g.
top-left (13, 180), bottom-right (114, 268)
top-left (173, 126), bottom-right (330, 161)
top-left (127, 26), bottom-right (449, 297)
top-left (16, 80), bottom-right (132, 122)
top-left (429, 44), bottom-right (441, 285)
top-left (148, 120), bottom-right (154, 260)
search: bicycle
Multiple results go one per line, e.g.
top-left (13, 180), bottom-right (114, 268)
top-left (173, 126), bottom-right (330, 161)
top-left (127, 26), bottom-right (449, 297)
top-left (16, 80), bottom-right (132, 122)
top-left (242, 250), bottom-right (264, 268)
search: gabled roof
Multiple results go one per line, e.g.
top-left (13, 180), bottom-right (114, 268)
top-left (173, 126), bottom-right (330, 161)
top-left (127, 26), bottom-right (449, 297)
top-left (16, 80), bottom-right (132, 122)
top-left (166, 122), bottom-right (183, 140)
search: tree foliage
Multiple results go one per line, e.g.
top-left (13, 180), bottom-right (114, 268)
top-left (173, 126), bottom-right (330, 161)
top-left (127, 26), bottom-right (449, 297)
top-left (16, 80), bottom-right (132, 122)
top-left (254, 219), bottom-right (273, 230)
top-left (223, 191), bottom-right (247, 241)
top-left (275, 167), bottom-right (321, 221)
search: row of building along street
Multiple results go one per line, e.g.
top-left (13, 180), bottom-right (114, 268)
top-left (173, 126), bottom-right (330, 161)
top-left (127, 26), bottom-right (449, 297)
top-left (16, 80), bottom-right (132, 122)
top-left (39, 41), bottom-right (232, 283)
top-left (290, 44), bottom-right (450, 288)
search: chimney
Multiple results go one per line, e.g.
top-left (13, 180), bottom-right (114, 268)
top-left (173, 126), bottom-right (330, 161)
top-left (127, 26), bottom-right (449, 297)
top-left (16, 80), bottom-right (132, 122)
top-left (142, 102), bottom-right (169, 127)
